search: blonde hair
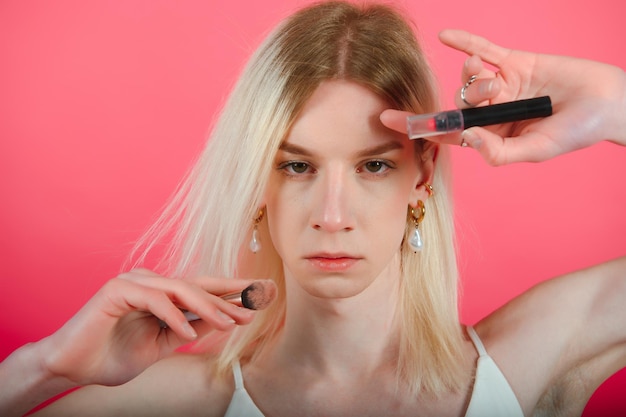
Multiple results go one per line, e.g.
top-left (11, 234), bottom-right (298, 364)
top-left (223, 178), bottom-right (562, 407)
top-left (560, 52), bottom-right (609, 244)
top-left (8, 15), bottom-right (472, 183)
top-left (133, 0), bottom-right (464, 395)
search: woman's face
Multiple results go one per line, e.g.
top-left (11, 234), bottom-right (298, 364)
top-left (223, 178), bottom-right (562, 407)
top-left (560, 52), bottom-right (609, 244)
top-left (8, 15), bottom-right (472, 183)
top-left (265, 80), bottom-right (430, 300)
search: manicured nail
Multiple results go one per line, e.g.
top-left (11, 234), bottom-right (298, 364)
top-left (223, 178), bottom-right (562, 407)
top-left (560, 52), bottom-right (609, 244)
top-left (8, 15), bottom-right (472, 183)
top-left (480, 79), bottom-right (495, 96)
top-left (182, 321), bottom-right (198, 339)
top-left (217, 310), bottom-right (236, 325)
top-left (462, 129), bottom-right (482, 150)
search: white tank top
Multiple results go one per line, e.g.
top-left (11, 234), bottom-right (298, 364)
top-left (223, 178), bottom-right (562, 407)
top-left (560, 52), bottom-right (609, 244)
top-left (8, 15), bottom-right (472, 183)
top-left (224, 326), bottom-right (523, 417)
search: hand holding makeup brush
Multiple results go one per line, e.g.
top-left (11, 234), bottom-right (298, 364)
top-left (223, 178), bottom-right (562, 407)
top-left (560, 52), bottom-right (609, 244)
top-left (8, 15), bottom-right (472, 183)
top-left (20, 269), bottom-right (274, 390)
top-left (381, 30), bottom-right (626, 165)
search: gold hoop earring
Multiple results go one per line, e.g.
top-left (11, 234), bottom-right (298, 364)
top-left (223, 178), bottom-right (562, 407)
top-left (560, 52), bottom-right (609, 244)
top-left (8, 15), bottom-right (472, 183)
top-left (408, 200), bottom-right (425, 252)
top-left (249, 208), bottom-right (264, 253)
top-left (424, 183), bottom-right (434, 197)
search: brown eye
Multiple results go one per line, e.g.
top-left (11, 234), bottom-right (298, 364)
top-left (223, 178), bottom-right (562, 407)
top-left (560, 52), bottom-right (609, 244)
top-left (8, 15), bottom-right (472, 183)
top-left (278, 161), bottom-right (314, 176)
top-left (359, 160), bottom-right (394, 174)
top-left (289, 162), bottom-right (309, 174)
top-left (364, 161), bottom-right (385, 172)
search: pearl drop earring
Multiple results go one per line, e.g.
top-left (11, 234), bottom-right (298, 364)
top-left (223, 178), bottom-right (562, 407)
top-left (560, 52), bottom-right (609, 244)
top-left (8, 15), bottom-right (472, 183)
top-left (249, 208), bottom-right (265, 253)
top-left (408, 200), bottom-right (425, 252)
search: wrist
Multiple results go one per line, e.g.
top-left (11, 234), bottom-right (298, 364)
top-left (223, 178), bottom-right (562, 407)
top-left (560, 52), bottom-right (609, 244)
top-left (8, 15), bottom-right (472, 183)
top-left (0, 341), bottom-right (78, 417)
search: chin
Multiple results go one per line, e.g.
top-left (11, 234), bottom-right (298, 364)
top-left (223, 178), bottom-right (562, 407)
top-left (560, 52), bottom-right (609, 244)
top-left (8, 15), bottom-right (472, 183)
top-left (295, 273), bottom-right (378, 301)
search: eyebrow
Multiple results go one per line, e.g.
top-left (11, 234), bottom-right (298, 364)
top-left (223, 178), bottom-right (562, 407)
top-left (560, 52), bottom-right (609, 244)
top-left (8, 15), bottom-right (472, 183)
top-left (278, 142), bottom-right (314, 157)
top-left (355, 141), bottom-right (404, 158)
top-left (278, 140), bottom-right (404, 158)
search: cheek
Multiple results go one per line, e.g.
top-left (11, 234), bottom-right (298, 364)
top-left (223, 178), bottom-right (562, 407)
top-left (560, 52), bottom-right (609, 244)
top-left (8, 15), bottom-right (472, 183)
top-left (266, 210), bottom-right (291, 253)
top-left (263, 185), bottom-right (302, 255)
top-left (371, 195), bottom-right (410, 246)
top-left (371, 168), bottom-right (420, 247)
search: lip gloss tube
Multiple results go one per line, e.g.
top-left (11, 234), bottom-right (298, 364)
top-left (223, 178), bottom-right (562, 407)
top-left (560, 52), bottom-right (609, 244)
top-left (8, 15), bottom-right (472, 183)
top-left (406, 96), bottom-right (552, 139)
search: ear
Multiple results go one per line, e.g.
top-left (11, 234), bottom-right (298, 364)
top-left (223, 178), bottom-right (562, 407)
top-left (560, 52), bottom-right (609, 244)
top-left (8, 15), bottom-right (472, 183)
top-left (408, 142), bottom-right (438, 207)
top-left (257, 193), bottom-right (268, 214)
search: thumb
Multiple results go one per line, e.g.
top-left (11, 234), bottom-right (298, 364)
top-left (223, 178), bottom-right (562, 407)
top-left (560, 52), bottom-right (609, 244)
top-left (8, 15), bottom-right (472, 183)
top-left (462, 126), bottom-right (558, 166)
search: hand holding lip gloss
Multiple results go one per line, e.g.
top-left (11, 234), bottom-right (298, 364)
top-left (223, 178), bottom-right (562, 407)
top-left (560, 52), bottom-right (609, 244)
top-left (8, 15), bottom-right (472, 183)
top-left (406, 96), bottom-right (553, 139)
top-left (380, 30), bottom-right (626, 165)
top-left (430, 29), bottom-right (626, 164)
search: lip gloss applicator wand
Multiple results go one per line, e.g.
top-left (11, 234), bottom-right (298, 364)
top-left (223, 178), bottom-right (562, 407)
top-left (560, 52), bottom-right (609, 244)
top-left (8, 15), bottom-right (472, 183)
top-left (406, 96), bottom-right (552, 139)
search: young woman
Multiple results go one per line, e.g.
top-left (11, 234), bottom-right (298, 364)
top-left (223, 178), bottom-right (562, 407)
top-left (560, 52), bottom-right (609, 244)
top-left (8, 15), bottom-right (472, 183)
top-left (1, 2), bottom-right (625, 416)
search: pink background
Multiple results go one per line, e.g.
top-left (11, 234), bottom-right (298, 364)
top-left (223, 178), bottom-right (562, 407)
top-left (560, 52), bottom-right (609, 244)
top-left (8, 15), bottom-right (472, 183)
top-left (1, 0), bottom-right (624, 414)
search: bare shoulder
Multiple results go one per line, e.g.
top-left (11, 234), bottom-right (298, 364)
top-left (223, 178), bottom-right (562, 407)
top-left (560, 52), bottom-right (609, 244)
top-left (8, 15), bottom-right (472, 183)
top-left (34, 352), bottom-right (235, 417)
top-left (474, 256), bottom-right (626, 415)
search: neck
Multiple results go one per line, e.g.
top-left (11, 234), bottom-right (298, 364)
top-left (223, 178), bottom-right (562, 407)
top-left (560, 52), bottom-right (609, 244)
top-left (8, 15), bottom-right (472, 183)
top-left (269, 257), bottom-right (403, 378)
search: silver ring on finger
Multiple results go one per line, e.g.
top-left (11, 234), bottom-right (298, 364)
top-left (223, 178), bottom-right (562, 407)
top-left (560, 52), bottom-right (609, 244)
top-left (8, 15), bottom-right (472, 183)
top-left (460, 75), bottom-right (479, 107)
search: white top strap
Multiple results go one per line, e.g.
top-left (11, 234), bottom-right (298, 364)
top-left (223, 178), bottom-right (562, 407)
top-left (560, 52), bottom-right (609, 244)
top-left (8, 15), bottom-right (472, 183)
top-left (232, 360), bottom-right (244, 389)
top-left (467, 326), bottom-right (488, 357)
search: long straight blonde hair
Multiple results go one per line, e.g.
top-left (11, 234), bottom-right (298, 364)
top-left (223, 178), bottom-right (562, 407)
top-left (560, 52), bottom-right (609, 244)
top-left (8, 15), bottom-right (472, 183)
top-left (133, 0), bottom-right (465, 395)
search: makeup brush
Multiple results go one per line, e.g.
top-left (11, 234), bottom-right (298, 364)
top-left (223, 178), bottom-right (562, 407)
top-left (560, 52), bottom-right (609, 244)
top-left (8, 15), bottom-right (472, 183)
top-left (159, 280), bottom-right (277, 327)
top-left (219, 279), bottom-right (277, 310)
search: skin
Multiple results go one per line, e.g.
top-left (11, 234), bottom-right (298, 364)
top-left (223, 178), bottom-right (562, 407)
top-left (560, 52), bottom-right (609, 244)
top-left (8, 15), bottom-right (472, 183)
top-left (23, 79), bottom-right (626, 417)
top-left (380, 30), bottom-right (626, 165)
top-left (265, 80), bottom-right (429, 301)
top-left (0, 270), bottom-right (257, 416)
top-left (244, 80), bottom-right (477, 415)
top-left (2, 30), bottom-right (626, 417)
top-left (24, 80), bottom-right (477, 417)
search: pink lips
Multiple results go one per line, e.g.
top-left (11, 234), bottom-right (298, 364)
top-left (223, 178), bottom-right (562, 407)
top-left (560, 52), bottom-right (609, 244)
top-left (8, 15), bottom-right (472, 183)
top-left (306, 253), bottom-right (361, 272)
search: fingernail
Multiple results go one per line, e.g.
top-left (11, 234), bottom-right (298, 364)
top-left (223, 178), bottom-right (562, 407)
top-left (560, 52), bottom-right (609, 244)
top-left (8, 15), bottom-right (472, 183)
top-left (242, 309), bottom-right (256, 320)
top-left (217, 310), bottom-right (237, 325)
top-left (479, 79), bottom-right (494, 95)
top-left (462, 129), bottom-right (482, 150)
top-left (183, 322), bottom-right (198, 339)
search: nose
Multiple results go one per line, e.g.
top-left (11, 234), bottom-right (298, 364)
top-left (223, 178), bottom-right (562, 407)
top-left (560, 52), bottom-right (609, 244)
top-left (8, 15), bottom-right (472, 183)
top-left (310, 166), bottom-right (355, 233)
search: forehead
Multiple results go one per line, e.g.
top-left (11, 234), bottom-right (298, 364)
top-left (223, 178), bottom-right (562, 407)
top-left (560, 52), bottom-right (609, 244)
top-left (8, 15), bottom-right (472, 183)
top-left (284, 80), bottom-right (405, 148)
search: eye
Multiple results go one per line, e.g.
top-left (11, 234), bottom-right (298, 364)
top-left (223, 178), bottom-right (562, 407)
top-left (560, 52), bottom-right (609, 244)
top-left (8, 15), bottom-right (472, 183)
top-left (357, 160), bottom-right (394, 175)
top-left (364, 161), bottom-right (385, 172)
top-left (277, 161), bottom-right (315, 176)
top-left (290, 162), bottom-right (310, 173)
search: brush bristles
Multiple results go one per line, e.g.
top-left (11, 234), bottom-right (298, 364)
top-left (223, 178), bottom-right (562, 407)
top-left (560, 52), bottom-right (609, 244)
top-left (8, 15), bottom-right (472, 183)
top-left (240, 280), bottom-right (277, 310)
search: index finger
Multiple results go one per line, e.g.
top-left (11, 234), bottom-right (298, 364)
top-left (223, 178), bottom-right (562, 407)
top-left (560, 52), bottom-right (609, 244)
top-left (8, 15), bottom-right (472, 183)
top-left (438, 29), bottom-right (510, 68)
top-left (380, 109), bottom-right (463, 147)
top-left (185, 276), bottom-right (260, 297)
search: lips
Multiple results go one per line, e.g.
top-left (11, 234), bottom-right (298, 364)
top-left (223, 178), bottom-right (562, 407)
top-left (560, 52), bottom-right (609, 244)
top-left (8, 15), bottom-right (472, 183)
top-left (305, 253), bottom-right (362, 272)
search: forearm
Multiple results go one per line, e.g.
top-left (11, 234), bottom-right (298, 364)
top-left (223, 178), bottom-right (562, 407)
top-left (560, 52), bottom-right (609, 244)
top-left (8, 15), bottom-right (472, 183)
top-left (0, 341), bottom-right (78, 417)
top-left (605, 65), bottom-right (626, 146)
